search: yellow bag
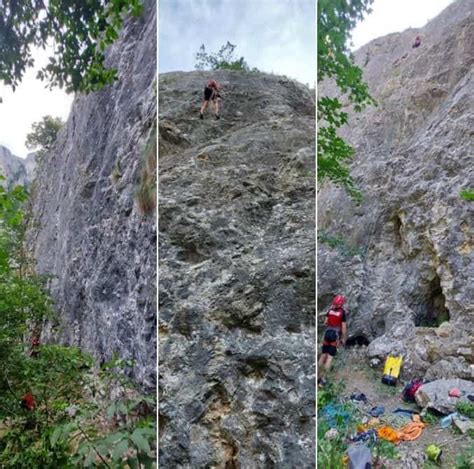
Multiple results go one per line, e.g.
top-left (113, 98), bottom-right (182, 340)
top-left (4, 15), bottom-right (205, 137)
top-left (382, 355), bottom-right (403, 386)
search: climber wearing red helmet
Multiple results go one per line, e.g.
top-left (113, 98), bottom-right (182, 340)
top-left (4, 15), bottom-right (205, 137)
top-left (318, 294), bottom-right (348, 382)
top-left (200, 79), bottom-right (221, 120)
top-left (30, 335), bottom-right (40, 358)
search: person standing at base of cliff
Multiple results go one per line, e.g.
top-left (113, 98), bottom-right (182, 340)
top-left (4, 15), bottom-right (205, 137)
top-left (318, 295), bottom-right (347, 385)
top-left (200, 79), bottom-right (221, 120)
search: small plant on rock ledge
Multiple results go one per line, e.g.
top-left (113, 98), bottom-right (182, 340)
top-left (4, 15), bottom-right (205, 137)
top-left (318, 230), bottom-right (367, 258)
top-left (460, 189), bottom-right (474, 201)
top-left (135, 124), bottom-right (157, 216)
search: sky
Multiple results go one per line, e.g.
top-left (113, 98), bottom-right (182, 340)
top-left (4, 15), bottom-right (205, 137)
top-left (0, 0), bottom-right (455, 158)
top-left (159, 0), bottom-right (316, 86)
top-left (351, 0), bottom-right (454, 51)
top-left (0, 47), bottom-right (74, 159)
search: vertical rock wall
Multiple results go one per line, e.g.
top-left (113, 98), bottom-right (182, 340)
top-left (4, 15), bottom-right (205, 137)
top-left (28, 0), bottom-right (157, 388)
top-left (318, 0), bottom-right (473, 379)
top-left (159, 71), bottom-right (315, 467)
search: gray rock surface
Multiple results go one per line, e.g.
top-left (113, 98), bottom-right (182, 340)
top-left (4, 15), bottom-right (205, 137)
top-left (27, 0), bottom-right (156, 389)
top-left (0, 145), bottom-right (35, 187)
top-left (415, 378), bottom-right (474, 414)
top-left (318, 0), bottom-right (474, 379)
top-left (159, 71), bottom-right (315, 467)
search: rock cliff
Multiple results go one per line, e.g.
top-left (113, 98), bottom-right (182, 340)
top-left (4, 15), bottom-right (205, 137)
top-left (318, 0), bottom-right (473, 379)
top-left (0, 145), bottom-right (35, 188)
top-left (27, 0), bottom-right (157, 389)
top-left (159, 71), bottom-right (315, 467)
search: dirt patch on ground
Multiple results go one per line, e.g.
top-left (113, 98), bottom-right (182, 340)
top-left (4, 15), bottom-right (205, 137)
top-left (325, 346), bottom-right (473, 468)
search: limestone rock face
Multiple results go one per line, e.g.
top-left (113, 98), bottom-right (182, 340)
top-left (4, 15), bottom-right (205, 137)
top-left (318, 0), bottom-right (474, 379)
top-left (27, 1), bottom-right (157, 389)
top-left (0, 145), bottom-right (34, 187)
top-left (159, 71), bottom-right (315, 467)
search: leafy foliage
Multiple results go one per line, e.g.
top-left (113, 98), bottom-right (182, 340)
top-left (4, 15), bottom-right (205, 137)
top-left (318, 0), bottom-right (375, 199)
top-left (195, 41), bottom-right (256, 71)
top-left (0, 0), bottom-right (143, 95)
top-left (25, 115), bottom-right (64, 159)
top-left (456, 401), bottom-right (474, 419)
top-left (0, 182), bottom-right (156, 467)
top-left (455, 446), bottom-right (474, 469)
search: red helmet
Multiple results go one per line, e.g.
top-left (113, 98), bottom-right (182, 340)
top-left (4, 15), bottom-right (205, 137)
top-left (207, 79), bottom-right (218, 89)
top-left (332, 295), bottom-right (346, 307)
top-left (21, 392), bottom-right (36, 411)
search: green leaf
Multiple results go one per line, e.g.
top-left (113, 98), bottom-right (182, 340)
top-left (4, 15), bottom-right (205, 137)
top-left (130, 429), bottom-right (151, 453)
top-left (112, 439), bottom-right (129, 462)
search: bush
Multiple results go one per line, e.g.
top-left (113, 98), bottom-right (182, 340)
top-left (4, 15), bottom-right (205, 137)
top-left (25, 116), bottom-right (64, 160)
top-left (0, 183), bottom-right (157, 467)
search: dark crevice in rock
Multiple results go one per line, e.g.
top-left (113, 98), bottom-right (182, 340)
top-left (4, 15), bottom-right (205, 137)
top-left (414, 273), bottom-right (450, 327)
top-left (176, 244), bottom-right (208, 264)
top-left (346, 335), bottom-right (370, 347)
top-left (392, 211), bottom-right (403, 248)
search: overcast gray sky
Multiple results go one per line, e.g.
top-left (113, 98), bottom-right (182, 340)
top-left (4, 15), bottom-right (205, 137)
top-left (159, 0), bottom-right (316, 86)
top-left (0, 1), bottom-right (455, 159)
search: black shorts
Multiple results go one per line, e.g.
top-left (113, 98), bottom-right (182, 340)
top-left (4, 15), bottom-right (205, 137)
top-left (322, 344), bottom-right (337, 357)
top-left (204, 86), bottom-right (215, 101)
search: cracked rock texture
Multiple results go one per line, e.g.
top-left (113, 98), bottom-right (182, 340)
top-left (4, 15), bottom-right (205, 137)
top-left (318, 0), bottom-right (473, 380)
top-left (159, 71), bottom-right (315, 467)
top-left (27, 0), bottom-right (156, 389)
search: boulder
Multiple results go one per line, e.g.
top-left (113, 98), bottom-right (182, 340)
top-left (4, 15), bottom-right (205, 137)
top-left (415, 379), bottom-right (474, 414)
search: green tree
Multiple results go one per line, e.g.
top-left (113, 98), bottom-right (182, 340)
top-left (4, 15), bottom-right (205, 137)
top-left (318, 0), bottom-right (375, 200)
top-left (195, 41), bottom-right (253, 71)
top-left (0, 0), bottom-right (143, 96)
top-left (25, 115), bottom-right (64, 157)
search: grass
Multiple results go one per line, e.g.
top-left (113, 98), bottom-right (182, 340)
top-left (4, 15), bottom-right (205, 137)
top-left (456, 401), bottom-right (474, 419)
top-left (421, 409), bottom-right (441, 425)
top-left (455, 446), bottom-right (474, 469)
top-left (111, 159), bottom-right (122, 182)
top-left (135, 123), bottom-right (156, 216)
top-left (317, 375), bottom-right (399, 469)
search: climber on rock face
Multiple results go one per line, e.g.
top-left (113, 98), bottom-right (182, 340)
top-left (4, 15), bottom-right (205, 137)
top-left (412, 36), bottom-right (421, 48)
top-left (200, 79), bottom-right (221, 120)
top-left (318, 294), bottom-right (347, 384)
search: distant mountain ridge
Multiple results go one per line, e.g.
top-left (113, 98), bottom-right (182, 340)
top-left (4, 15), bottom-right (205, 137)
top-left (0, 145), bottom-right (36, 188)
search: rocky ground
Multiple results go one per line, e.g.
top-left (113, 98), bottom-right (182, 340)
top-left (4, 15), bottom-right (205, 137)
top-left (159, 70), bottom-right (315, 467)
top-left (327, 346), bottom-right (473, 468)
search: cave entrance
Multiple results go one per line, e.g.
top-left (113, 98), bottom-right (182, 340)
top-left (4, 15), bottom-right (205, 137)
top-left (345, 335), bottom-right (370, 347)
top-left (414, 274), bottom-right (450, 327)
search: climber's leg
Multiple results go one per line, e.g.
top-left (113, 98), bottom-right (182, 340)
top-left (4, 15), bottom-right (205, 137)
top-left (213, 98), bottom-right (220, 117)
top-left (200, 100), bottom-right (209, 117)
